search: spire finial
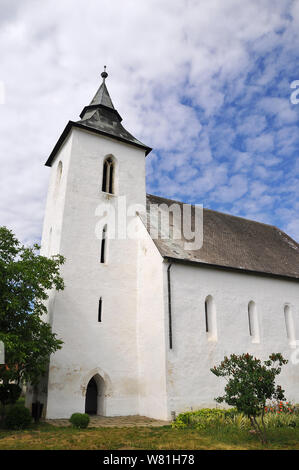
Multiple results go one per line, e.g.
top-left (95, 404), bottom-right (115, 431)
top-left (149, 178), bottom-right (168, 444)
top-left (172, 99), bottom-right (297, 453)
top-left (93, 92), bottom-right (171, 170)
top-left (101, 65), bottom-right (108, 82)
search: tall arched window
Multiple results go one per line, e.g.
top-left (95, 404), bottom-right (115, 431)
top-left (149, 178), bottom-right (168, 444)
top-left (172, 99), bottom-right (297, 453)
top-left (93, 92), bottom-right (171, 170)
top-left (54, 161), bottom-right (63, 197)
top-left (57, 161), bottom-right (62, 181)
top-left (248, 301), bottom-right (260, 343)
top-left (102, 157), bottom-right (115, 194)
top-left (204, 296), bottom-right (217, 341)
top-left (100, 225), bottom-right (107, 263)
top-left (284, 304), bottom-right (296, 347)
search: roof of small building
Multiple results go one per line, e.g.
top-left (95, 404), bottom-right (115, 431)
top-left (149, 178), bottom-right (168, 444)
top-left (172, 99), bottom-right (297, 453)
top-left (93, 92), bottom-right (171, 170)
top-left (145, 194), bottom-right (299, 280)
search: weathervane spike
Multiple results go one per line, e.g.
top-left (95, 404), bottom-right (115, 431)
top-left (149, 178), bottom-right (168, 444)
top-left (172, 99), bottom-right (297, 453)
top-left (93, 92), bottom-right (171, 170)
top-left (101, 65), bottom-right (108, 82)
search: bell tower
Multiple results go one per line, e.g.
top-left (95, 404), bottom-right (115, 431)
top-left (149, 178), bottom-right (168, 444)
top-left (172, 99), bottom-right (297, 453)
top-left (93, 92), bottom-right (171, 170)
top-left (39, 68), bottom-right (152, 419)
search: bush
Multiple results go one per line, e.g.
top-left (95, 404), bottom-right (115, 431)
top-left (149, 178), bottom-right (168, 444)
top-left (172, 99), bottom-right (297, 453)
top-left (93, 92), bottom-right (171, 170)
top-left (0, 384), bottom-right (22, 406)
top-left (263, 411), bottom-right (299, 429)
top-left (5, 405), bottom-right (32, 430)
top-left (211, 353), bottom-right (288, 444)
top-left (16, 396), bottom-right (25, 406)
top-left (172, 408), bottom-right (237, 429)
top-left (172, 405), bottom-right (299, 433)
top-left (69, 413), bottom-right (90, 429)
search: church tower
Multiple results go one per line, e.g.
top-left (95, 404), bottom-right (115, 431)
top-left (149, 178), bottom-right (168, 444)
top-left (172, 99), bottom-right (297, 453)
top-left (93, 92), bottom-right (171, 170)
top-left (39, 69), bottom-right (156, 419)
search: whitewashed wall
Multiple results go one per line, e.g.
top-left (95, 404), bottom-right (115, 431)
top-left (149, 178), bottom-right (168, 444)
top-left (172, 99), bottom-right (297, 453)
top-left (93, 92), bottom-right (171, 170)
top-left (165, 262), bottom-right (299, 418)
top-left (136, 221), bottom-right (168, 420)
top-left (34, 123), bottom-right (299, 421)
top-left (41, 127), bottom-right (147, 419)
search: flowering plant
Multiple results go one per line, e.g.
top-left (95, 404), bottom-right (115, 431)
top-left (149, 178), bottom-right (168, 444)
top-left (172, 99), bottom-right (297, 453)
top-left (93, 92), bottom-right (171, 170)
top-left (211, 352), bottom-right (288, 444)
top-left (264, 400), bottom-right (297, 415)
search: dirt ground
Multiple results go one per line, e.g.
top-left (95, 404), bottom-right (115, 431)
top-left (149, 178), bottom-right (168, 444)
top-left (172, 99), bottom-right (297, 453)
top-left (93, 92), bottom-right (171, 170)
top-left (45, 415), bottom-right (171, 427)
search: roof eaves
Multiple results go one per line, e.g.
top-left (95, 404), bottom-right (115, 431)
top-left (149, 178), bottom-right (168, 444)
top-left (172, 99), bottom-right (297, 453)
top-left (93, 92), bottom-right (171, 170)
top-left (45, 120), bottom-right (152, 166)
top-left (45, 121), bottom-right (72, 167)
top-left (163, 255), bottom-right (299, 282)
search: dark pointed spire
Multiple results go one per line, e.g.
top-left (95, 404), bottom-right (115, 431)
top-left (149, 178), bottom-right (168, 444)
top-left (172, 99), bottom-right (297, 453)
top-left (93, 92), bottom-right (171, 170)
top-left (45, 68), bottom-right (151, 167)
top-left (74, 67), bottom-right (152, 156)
top-left (88, 66), bottom-right (115, 110)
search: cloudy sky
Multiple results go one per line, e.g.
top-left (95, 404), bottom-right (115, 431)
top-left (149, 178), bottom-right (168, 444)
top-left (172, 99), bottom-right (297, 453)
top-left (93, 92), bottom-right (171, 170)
top-left (0, 0), bottom-right (299, 245)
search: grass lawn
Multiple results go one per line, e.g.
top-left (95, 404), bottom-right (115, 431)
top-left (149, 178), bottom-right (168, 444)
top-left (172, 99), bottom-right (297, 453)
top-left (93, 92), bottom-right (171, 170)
top-left (0, 423), bottom-right (298, 450)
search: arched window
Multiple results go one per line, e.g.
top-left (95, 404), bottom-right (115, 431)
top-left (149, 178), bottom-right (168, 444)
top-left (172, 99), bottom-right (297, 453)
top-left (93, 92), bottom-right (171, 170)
top-left (248, 301), bottom-right (260, 343)
top-left (56, 161), bottom-right (62, 185)
top-left (284, 304), bottom-right (295, 347)
top-left (100, 225), bottom-right (107, 263)
top-left (102, 157), bottom-right (115, 194)
top-left (204, 296), bottom-right (217, 341)
top-left (54, 161), bottom-right (63, 197)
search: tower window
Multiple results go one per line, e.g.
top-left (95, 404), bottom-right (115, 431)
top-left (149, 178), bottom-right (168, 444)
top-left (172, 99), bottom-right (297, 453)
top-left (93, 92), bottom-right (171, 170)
top-left (57, 160), bottom-right (62, 179)
top-left (102, 157), bottom-right (115, 194)
top-left (100, 225), bottom-right (107, 263)
top-left (98, 298), bottom-right (102, 322)
top-left (54, 161), bottom-right (63, 197)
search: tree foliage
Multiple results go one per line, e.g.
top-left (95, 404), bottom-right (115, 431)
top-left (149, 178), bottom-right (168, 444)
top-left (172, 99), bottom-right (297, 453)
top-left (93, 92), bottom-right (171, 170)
top-left (0, 226), bottom-right (65, 398)
top-left (211, 352), bottom-right (288, 443)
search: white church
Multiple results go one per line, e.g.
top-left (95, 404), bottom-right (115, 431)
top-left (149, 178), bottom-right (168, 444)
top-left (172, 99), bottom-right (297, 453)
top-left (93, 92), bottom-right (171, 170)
top-left (30, 69), bottom-right (299, 420)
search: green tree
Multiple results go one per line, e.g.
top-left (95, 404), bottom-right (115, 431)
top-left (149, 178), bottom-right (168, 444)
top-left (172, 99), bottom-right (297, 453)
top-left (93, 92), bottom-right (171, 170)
top-left (211, 352), bottom-right (288, 444)
top-left (0, 226), bottom-right (65, 410)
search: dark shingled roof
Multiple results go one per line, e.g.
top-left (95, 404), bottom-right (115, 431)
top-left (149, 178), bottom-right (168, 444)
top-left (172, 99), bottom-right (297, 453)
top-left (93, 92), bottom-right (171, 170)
top-left (146, 194), bottom-right (299, 280)
top-left (88, 79), bottom-right (115, 109)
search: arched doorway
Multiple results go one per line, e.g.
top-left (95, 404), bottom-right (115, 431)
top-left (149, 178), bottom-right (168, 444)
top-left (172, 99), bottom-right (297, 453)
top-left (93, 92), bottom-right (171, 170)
top-left (85, 377), bottom-right (97, 414)
top-left (84, 374), bottom-right (105, 415)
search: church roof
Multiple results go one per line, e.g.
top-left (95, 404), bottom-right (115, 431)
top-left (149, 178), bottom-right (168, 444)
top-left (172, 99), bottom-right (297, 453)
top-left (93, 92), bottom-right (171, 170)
top-left (45, 68), bottom-right (151, 166)
top-left (145, 194), bottom-right (299, 281)
top-left (87, 73), bottom-right (115, 109)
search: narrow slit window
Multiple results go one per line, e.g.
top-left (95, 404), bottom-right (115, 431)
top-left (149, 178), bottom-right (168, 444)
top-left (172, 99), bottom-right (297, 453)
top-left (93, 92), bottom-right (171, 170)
top-left (204, 296), bottom-right (217, 341)
top-left (102, 157), bottom-right (114, 194)
top-left (98, 298), bottom-right (102, 322)
top-left (100, 225), bottom-right (107, 263)
top-left (54, 161), bottom-right (63, 197)
top-left (57, 160), bottom-right (62, 178)
top-left (284, 305), bottom-right (295, 347)
top-left (102, 160), bottom-right (108, 192)
top-left (248, 306), bottom-right (252, 336)
top-left (205, 300), bottom-right (209, 332)
top-left (248, 301), bottom-right (260, 343)
top-left (109, 162), bottom-right (114, 194)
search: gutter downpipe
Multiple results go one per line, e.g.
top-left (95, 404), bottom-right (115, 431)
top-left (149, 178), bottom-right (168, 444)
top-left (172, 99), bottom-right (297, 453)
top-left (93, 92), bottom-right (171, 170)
top-left (167, 263), bottom-right (173, 350)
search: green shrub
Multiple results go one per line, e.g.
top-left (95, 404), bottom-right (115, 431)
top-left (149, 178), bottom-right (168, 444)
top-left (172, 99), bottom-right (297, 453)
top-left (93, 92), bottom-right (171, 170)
top-left (172, 406), bottom-right (299, 433)
top-left (0, 384), bottom-right (22, 406)
top-left (5, 405), bottom-right (32, 429)
top-left (16, 396), bottom-right (25, 406)
top-left (172, 408), bottom-right (237, 429)
top-left (69, 413), bottom-right (90, 429)
top-left (263, 412), bottom-right (299, 429)
top-left (226, 413), bottom-right (251, 430)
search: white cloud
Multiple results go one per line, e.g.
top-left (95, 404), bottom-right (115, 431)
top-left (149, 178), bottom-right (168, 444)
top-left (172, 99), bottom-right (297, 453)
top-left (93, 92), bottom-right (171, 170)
top-left (211, 174), bottom-right (248, 203)
top-left (236, 115), bottom-right (267, 137)
top-left (259, 97), bottom-right (298, 125)
top-left (246, 133), bottom-right (274, 153)
top-left (0, 0), bottom-right (298, 243)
